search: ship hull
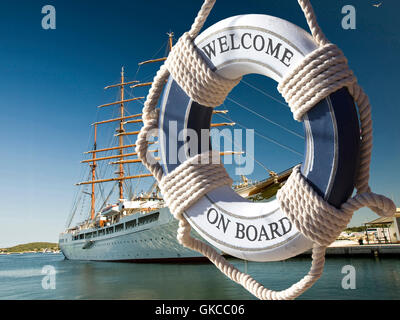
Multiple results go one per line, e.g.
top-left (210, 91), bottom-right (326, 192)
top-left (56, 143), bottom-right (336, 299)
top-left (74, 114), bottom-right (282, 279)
top-left (59, 207), bottom-right (207, 262)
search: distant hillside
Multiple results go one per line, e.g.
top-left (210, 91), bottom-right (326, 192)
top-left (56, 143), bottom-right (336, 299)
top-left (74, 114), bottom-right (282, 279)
top-left (345, 226), bottom-right (367, 232)
top-left (0, 242), bottom-right (59, 253)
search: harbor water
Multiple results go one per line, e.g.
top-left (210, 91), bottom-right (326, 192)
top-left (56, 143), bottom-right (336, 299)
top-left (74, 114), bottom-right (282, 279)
top-left (0, 253), bottom-right (399, 300)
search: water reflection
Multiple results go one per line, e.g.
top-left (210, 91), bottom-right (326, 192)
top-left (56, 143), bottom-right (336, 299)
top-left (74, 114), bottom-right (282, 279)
top-left (0, 253), bottom-right (399, 300)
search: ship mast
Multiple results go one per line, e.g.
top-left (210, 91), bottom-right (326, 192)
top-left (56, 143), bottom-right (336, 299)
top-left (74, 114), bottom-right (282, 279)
top-left (167, 32), bottom-right (173, 51)
top-left (118, 67), bottom-right (125, 200)
top-left (78, 64), bottom-right (155, 189)
top-left (90, 124), bottom-right (97, 220)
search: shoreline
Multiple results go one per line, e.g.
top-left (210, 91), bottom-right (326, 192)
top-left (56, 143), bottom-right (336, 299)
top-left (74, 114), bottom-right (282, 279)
top-left (0, 251), bottom-right (61, 255)
top-left (299, 243), bottom-right (400, 257)
top-left (1, 244), bottom-right (399, 258)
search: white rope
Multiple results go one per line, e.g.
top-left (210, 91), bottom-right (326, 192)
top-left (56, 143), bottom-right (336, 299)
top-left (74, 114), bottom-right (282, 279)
top-left (159, 151), bottom-right (233, 220)
top-left (165, 32), bottom-right (241, 107)
top-left (278, 43), bottom-right (356, 121)
top-left (136, 0), bottom-right (396, 300)
top-left (277, 166), bottom-right (395, 247)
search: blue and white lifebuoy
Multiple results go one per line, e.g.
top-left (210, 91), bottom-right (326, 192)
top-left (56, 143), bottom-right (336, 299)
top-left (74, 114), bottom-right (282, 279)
top-left (158, 14), bottom-right (360, 262)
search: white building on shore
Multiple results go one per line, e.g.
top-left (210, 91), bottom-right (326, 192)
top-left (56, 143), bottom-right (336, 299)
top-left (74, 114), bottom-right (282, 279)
top-left (364, 208), bottom-right (400, 244)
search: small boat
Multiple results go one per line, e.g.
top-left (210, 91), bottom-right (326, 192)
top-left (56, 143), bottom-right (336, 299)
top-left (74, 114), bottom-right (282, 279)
top-left (100, 204), bottom-right (120, 216)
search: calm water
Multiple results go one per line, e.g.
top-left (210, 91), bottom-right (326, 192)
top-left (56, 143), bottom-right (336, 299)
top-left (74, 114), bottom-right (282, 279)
top-left (0, 253), bottom-right (399, 300)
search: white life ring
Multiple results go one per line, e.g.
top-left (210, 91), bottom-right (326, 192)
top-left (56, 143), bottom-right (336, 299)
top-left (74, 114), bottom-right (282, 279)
top-left (158, 14), bottom-right (360, 262)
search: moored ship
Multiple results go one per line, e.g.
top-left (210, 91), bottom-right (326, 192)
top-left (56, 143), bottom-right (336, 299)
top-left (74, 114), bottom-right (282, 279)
top-left (59, 33), bottom-right (293, 262)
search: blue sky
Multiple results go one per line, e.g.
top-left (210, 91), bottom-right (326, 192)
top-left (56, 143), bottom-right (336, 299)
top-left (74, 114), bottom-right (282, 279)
top-left (0, 0), bottom-right (399, 247)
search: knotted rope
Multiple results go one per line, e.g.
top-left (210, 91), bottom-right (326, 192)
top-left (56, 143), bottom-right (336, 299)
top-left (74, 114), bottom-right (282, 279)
top-left (165, 32), bottom-right (241, 107)
top-left (277, 43), bottom-right (355, 121)
top-left (136, 0), bottom-right (396, 300)
top-left (278, 166), bottom-right (395, 248)
top-left (158, 151), bottom-right (233, 220)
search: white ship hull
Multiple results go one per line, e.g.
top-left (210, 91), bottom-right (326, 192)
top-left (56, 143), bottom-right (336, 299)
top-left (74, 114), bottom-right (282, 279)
top-left (59, 207), bottom-right (208, 262)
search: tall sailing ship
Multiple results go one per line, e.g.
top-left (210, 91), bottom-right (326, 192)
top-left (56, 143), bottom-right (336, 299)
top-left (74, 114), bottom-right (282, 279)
top-left (59, 33), bottom-right (294, 262)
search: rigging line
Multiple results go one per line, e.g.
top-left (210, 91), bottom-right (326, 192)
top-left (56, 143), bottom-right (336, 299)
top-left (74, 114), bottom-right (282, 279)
top-left (99, 182), bottom-right (118, 212)
top-left (135, 165), bottom-right (148, 197)
top-left (131, 39), bottom-right (167, 87)
top-left (124, 179), bottom-right (133, 200)
top-left (66, 189), bottom-right (83, 228)
top-left (134, 37), bottom-right (167, 81)
top-left (125, 90), bottom-right (145, 106)
top-left (98, 139), bottom-right (116, 189)
top-left (71, 185), bottom-right (83, 214)
top-left (226, 96), bottom-right (304, 139)
top-left (124, 134), bottom-right (143, 196)
top-left (147, 38), bottom-right (168, 62)
top-left (95, 181), bottom-right (105, 208)
top-left (241, 79), bottom-right (288, 108)
top-left (69, 103), bottom-right (101, 222)
top-left (132, 163), bottom-right (151, 198)
top-left (134, 72), bottom-right (158, 83)
top-left (99, 135), bottom-right (122, 180)
top-left (218, 113), bottom-right (302, 157)
top-left (163, 43), bottom-right (169, 58)
top-left (212, 113), bottom-right (277, 176)
top-left (95, 171), bottom-right (107, 207)
top-left (70, 169), bottom-right (84, 214)
top-left (93, 107), bottom-right (117, 178)
top-left (79, 172), bottom-right (91, 218)
top-left (131, 160), bottom-right (142, 195)
top-left (133, 41), bottom-right (173, 81)
top-left (95, 109), bottom-right (120, 181)
top-left (124, 157), bottom-right (133, 197)
top-left (133, 64), bottom-right (141, 82)
top-left (123, 176), bottom-right (129, 196)
top-left (68, 183), bottom-right (81, 221)
top-left (70, 170), bottom-right (91, 225)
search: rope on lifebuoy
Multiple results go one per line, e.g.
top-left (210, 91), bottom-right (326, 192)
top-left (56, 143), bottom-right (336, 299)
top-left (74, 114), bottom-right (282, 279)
top-left (136, 0), bottom-right (396, 300)
top-left (158, 151), bottom-right (232, 220)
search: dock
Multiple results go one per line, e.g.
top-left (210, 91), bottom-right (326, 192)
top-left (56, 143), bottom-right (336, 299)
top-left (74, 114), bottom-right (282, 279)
top-left (301, 243), bottom-right (400, 257)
